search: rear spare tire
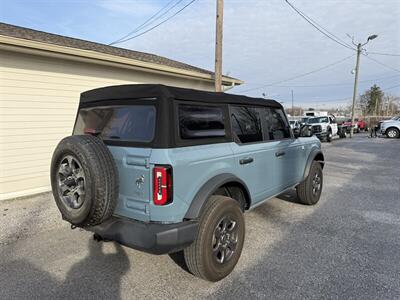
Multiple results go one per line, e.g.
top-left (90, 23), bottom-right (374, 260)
top-left (50, 135), bottom-right (119, 227)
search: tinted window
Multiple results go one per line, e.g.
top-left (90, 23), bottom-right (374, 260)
top-left (74, 105), bottom-right (156, 142)
top-left (265, 108), bottom-right (291, 140)
top-left (231, 106), bottom-right (263, 143)
top-left (179, 104), bottom-right (225, 139)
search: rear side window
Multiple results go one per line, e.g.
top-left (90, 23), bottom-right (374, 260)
top-left (178, 104), bottom-right (225, 139)
top-left (231, 106), bottom-right (263, 143)
top-left (265, 108), bottom-right (291, 140)
top-left (74, 105), bottom-right (156, 142)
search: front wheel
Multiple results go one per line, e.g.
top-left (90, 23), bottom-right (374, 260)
top-left (184, 196), bottom-right (245, 282)
top-left (296, 161), bottom-right (323, 205)
top-left (326, 130), bottom-right (333, 142)
top-left (386, 127), bottom-right (399, 139)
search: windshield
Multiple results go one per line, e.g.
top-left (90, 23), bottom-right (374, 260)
top-left (391, 116), bottom-right (400, 120)
top-left (301, 117), bottom-right (309, 123)
top-left (308, 117), bottom-right (328, 124)
top-left (289, 121), bottom-right (295, 124)
top-left (74, 105), bottom-right (156, 142)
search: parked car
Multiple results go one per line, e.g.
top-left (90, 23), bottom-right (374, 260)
top-left (50, 84), bottom-right (324, 282)
top-left (380, 116), bottom-right (400, 138)
top-left (343, 118), bottom-right (360, 133)
top-left (307, 115), bottom-right (338, 142)
top-left (355, 118), bottom-right (367, 131)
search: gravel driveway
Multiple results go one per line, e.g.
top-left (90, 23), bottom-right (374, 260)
top-left (1, 134), bottom-right (399, 299)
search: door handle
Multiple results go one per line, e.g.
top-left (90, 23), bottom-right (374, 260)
top-left (275, 151), bottom-right (286, 157)
top-left (239, 157), bottom-right (254, 165)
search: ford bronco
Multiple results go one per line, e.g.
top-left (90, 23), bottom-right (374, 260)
top-left (51, 84), bottom-right (324, 282)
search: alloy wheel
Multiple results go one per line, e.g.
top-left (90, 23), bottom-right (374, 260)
top-left (387, 129), bottom-right (397, 138)
top-left (57, 155), bottom-right (86, 209)
top-left (212, 216), bottom-right (239, 264)
top-left (312, 172), bottom-right (322, 196)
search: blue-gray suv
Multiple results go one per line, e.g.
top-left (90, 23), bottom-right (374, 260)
top-left (51, 84), bottom-right (324, 281)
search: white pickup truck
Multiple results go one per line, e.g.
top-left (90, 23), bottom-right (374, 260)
top-left (307, 115), bottom-right (338, 142)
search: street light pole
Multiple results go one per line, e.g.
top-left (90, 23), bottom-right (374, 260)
top-left (349, 34), bottom-right (378, 138)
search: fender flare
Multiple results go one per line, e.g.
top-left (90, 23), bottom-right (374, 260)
top-left (302, 149), bottom-right (325, 181)
top-left (184, 173), bottom-right (251, 220)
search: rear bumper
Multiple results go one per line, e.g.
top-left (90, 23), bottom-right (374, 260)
top-left (87, 217), bottom-right (198, 255)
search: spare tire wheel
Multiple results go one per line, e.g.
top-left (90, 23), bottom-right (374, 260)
top-left (50, 135), bottom-right (119, 227)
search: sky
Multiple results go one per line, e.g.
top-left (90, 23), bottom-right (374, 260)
top-left (1, 0), bottom-right (399, 108)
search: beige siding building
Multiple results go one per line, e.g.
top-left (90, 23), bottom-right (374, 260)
top-left (0, 23), bottom-right (242, 200)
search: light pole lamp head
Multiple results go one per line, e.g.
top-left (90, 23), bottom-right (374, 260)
top-left (367, 34), bottom-right (378, 41)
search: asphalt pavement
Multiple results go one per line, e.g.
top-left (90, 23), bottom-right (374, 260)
top-left (1, 134), bottom-right (399, 299)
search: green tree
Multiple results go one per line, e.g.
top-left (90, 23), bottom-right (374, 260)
top-left (359, 84), bottom-right (384, 115)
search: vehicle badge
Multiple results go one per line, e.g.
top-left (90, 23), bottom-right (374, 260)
top-left (136, 175), bottom-right (145, 189)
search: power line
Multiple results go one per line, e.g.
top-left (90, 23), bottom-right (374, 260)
top-left (246, 74), bottom-right (400, 88)
top-left (363, 54), bottom-right (400, 73)
top-left (284, 0), bottom-right (355, 51)
top-left (109, 0), bottom-right (183, 46)
top-left (281, 83), bottom-right (399, 106)
top-left (110, 0), bottom-right (198, 45)
top-left (383, 83), bottom-right (400, 91)
top-left (367, 51), bottom-right (400, 57)
top-left (239, 54), bottom-right (355, 93)
top-left (276, 97), bottom-right (350, 105)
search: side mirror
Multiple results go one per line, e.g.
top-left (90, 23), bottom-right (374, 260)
top-left (298, 125), bottom-right (313, 137)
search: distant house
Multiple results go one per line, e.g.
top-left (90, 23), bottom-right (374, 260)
top-left (0, 22), bottom-right (243, 200)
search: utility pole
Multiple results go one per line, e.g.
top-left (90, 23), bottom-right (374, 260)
top-left (349, 34), bottom-right (378, 138)
top-left (291, 90), bottom-right (294, 116)
top-left (350, 43), bottom-right (361, 138)
top-left (214, 0), bottom-right (223, 92)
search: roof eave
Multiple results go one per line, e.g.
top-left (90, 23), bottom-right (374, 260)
top-left (0, 35), bottom-right (244, 86)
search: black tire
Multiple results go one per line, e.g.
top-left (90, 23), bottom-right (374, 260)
top-left (296, 161), bottom-right (323, 205)
top-left (184, 196), bottom-right (245, 282)
top-left (386, 127), bottom-right (400, 139)
top-left (326, 129), bottom-right (333, 142)
top-left (50, 135), bottom-right (119, 227)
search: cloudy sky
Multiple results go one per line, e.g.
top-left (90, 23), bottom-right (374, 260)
top-left (1, 0), bottom-right (399, 108)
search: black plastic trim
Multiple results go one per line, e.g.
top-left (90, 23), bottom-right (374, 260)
top-left (302, 149), bottom-right (325, 181)
top-left (87, 217), bottom-right (198, 255)
top-left (184, 173), bottom-right (251, 219)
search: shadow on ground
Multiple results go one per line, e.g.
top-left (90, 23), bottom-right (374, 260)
top-left (0, 239), bottom-right (129, 299)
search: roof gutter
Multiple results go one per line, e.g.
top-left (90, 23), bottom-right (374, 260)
top-left (0, 35), bottom-right (244, 87)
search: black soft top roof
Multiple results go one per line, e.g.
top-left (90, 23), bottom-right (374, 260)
top-left (80, 84), bottom-right (281, 108)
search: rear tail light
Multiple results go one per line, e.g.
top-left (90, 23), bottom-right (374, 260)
top-left (153, 165), bottom-right (173, 205)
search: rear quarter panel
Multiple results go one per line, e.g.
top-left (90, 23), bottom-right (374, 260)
top-left (149, 143), bottom-right (236, 223)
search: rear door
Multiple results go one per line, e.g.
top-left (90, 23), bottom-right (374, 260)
top-left (230, 105), bottom-right (277, 204)
top-left (74, 103), bottom-right (156, 222)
